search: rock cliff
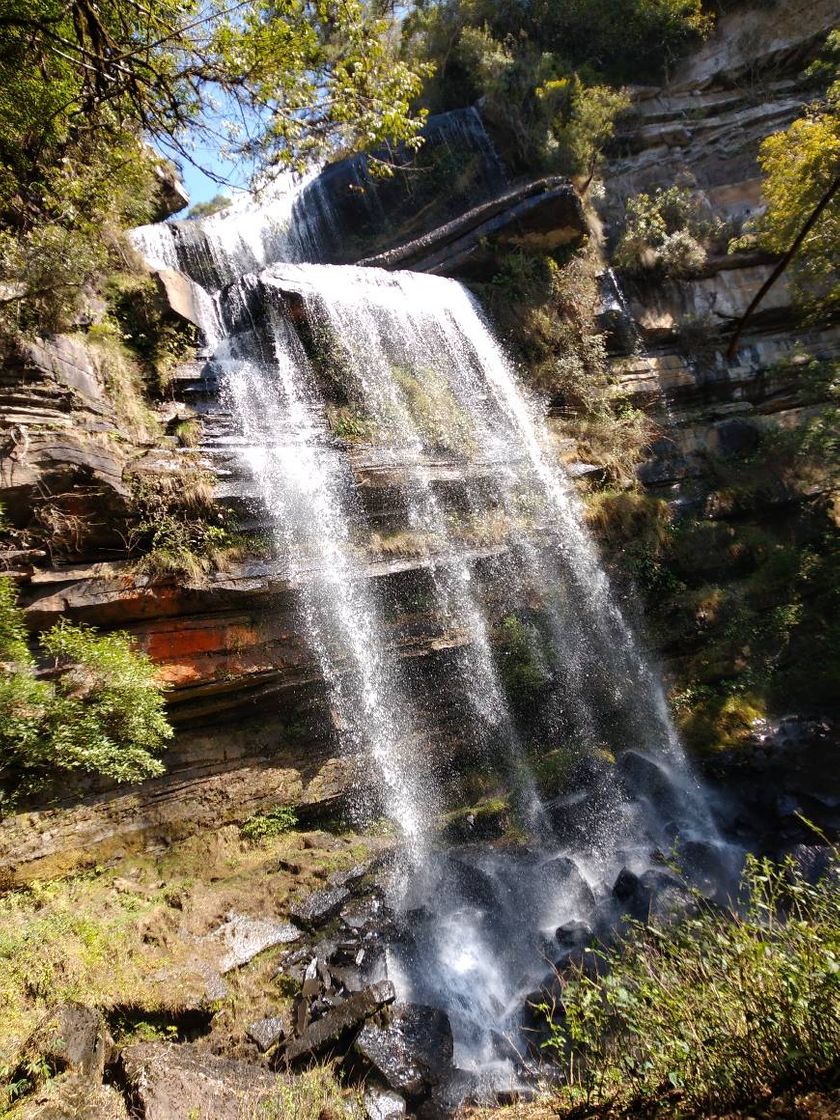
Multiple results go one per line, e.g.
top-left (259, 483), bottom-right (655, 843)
top-left (0, 0), bottom-right (836, 881)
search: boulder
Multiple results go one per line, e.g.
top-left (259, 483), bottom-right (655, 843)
top-left (364, 1085), bottom-right (407, 1120)
top-left (786, 844), bottom-right (834, 884)
top-left (354, 1004), bottom-right (454, 1098)
top-left (442, 858), bottom-right (499, 912)
top-left (246, 1016), bottom-right (286, 1054)
top-left (290, 887), bottom-right (350, 929)
top-left (612, 867), bottom-right (695, 923)
top-left (23, 1003), bottom-right (110, 1081)
top-left (542, 857), bottom-right (596, 916)
top-left (284, 980), bottom-right (396, 1063)
top-left (120, 1042), bottom-right (276, 1120)
top-left (210, 912), bottom-right (302, 973)
top-left (555, 920), bottom-right (593, 953)
top-left (616, 751), bottom-right (687, 823)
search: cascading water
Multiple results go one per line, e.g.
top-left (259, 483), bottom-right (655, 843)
top-left (132, 173), bottom-right (734, 1093)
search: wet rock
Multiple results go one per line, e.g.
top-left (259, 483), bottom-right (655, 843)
top-left (542, 857), bottom-right (596, 915)
top-left (617, 751), bottom-right (687, 821)
top-left (355, 1003), bottom-right (454, 1098)
top-left (641, 870), bottom-right (697, 924)
top-left (24, 1003), bottom-right (110, 1081)
top-left (786, 844), bottom-right (833, 884)
top-left (290, 886), bottom-right (350, 929)
top-left (555, 920), bottom-right (593, 952)
top-left (329, 863), bottom-right (370, 890)
top-left (364, 1085), bottom-right (407, 1120)
top-left (442, 857), bottom-right (498, 911)
top-left (120, 1042), bottom-right (275, 1120)
top-left (284, 980), bottom-right (396, 1063)
top-left (679, 838), bottom-right (741, 899)
top-left (246, 1016), bottom-right (286, 1053)
top-left (423, 1068), bottom-right (479, 1118)
top-left (211, 912), bottom-right (302, 973)
top-left (613, 867), bottom-right (695, 923)
top-left (489, 1028), bottom-right (527, 1068)
top-left (341, 895), bottom-right (383, 932)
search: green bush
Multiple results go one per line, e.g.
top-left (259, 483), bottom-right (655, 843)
top-left (541, 849), bottom-right (840, 1115)
top-left (240, 806), bottom-right (298, 843)
top-left (614, 185), bottom-right (724, 276)
top-left (0, 579), bottom-right (171, 805)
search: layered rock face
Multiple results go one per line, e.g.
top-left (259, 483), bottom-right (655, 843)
top-left (602, 0), bottom-right (839, 489)
top-left (1, 0), bottom-right (836, 880)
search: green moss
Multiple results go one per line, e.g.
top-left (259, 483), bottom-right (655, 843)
top-left (496, 615), bottom-right (550, 710)
top-left (392, 364), bottom-right (475, 455)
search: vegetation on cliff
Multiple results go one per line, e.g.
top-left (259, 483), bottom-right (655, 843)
top-left (0, 577), bottom-right (171, 808)
top-left (732, 29), bottom-right (840, 318)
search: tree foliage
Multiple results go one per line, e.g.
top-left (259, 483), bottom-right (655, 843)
top-left (0, 0), bottom-right (428, 337)
top-left (0, 578), bottom-right (171, 806)
top-left (730, 31), bottom-right (840, 317)
top-left (403, 0), bottom-right (712, 114)
top-left (615, 185), bottom-right (725, 276)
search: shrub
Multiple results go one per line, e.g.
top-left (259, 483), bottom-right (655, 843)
top-left (240, 806), bottom-right (298, 843)
top-left (541, 849), bottom-right (840, 1115)
top-left (0, 579), bottom-right (171, 805)
top-left (615, 185), bottom-right (723, 276)
top-left (187, 195), bottom-right (231, 220)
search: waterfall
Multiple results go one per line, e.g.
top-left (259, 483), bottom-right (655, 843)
top-left (132, 174), bottom-right (730, 1089)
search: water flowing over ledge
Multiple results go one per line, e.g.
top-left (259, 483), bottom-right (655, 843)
top-left (130, 176), bottom-right (736, 1089)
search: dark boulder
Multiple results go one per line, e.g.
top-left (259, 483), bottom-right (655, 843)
top-left (290, 886), bottom-right (350, 930)
top-left (555, 920), bottom-right (593, 953)
top-left (23, 1003), bottom-right (110, 1081)
top-left (542, 857), bottom-right (596, 915)
top-left (616, 751), bottom-right (687, 823)
top-left (284, 980), bottom-right (396, 1063)
top-left (613, 867), bottom-right (695, 923)
top-left (786, 844), bottom-right (834, 884)
top-left (354, 1003), bottom-right (454, 1098)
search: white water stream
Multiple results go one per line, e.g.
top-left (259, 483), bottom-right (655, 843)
top-left (132, 153), bottom-right (729, 1087)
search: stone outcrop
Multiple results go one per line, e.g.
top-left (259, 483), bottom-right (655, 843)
top-left (120, 1043), bottom-right (276, 1120)
top-left (358, 177), bottom-right (586, 277)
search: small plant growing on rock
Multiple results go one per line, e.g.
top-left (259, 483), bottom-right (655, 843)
top-left (241, 805), bottom-right (298, 844)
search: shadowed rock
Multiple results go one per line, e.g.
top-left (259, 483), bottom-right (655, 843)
top-left (358, 178), bottom-right (585, 278)
top-left (23, 1003), bottom-right (110, 1081)
top-left (120, 1043), bottom-right (276, 1120)
top-left (284, 980), bottom-right (396, 1063)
